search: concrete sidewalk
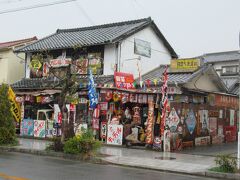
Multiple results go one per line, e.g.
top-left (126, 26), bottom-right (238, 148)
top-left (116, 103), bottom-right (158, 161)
top-left (2, 138), bottom-right (239, 179)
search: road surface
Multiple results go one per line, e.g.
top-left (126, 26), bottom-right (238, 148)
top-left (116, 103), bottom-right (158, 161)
top-left (0, 152), bottom-right (217, 180)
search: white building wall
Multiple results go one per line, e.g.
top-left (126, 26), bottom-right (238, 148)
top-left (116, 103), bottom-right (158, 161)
top-left (119, 26), bottom-right (172, 79)
top-left (103, 44), bottom-right (117, 75)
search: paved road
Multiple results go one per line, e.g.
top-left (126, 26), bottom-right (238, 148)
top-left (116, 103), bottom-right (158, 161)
top-left (0, 152), bottom-right (217, 180)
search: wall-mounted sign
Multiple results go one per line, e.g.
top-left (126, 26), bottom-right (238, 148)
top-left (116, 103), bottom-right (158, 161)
top-left (114, 72), bottom-right (135, 89)
top-left (134, 38), bottom-right (151, 58)
top-left (215, 94), bottom-right (239, 108)
top-left (50, 58), bottom-right (71, 68)
top-left (170, 58), bottom-right (200, 72)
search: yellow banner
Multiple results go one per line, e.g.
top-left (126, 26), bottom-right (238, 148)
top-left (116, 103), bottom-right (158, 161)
top-left (8, 86), bottom-right (21, 123)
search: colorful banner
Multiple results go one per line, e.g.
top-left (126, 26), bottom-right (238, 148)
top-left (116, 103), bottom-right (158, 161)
top-left (8, 86), bottom-right (21, 123)
top-left (88, 69), bottom-right (98, 109)
top-left (50, 58), bottom-right (71, 68)
top-left (20, 119), bottom-right (34, 136)
top-left (145, 101), bottom-right (154, 144)
top-left (34, 120), bottom-right (46, 138)
top-left (107, 124), bottom-right (123, 145)
top-left (114, 72), bottom-right (135, 89)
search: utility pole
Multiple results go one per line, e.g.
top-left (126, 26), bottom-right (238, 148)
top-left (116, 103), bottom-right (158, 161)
top-left (238, 31), bottom-right (240, 170)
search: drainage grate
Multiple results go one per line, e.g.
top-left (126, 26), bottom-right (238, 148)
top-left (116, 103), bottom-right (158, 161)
top-left (154, 157), bottom-right (176, 160)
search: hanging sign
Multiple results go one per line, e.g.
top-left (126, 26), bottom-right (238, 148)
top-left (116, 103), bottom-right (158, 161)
top-left (114, 72), bottom-right (135, 89)
top-left (107, 124), bottom-right (123, 145)
top-left (42, 62), bottom-right (49, 77)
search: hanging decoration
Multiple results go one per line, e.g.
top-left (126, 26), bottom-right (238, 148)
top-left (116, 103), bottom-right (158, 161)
top-left (145, 79), bottom-right (151, 88)
top-left (160, 66), bottom-right (168, 136)
top-left (153, 79), bottom-right (158, 86)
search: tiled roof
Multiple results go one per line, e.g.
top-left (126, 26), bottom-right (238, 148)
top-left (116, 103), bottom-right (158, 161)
top-left (221, 76), bottom-right (240, 95)
top-left (137, 64), bottom-right (228, 92)
top-left (202, 50), bottom-right (240, 63)
top-left (12, 75), bottom-right (114, 90)
top-left (220, 76), bottom-right (239, 89)
top-left (14, 17), bottom-right (177, 58)
top-left (137, 65), bottom-right (200, 85)
top-left (0, 37), bottom-right (37, 49)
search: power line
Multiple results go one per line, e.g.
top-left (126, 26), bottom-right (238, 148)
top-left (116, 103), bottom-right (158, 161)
top-left (0, 0), bottom-right (77, 15)
top-left (73, 1), bottom-right (95, 25)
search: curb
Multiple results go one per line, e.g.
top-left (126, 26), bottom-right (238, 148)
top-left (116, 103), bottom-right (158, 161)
top-left (0, 146), bottom-right (103, 164)
top-left (1, 146), bottom-right (240, 180)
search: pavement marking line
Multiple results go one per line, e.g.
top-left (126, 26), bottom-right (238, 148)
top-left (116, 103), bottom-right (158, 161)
top-left (0, 173), bottom-right (30, 180)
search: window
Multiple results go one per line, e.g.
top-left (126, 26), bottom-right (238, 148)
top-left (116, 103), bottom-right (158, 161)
top-left (222, 66), bottom-right (239, 75)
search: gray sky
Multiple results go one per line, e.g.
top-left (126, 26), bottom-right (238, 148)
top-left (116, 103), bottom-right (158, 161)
top-left (0, 0), bottom-right (240, 57)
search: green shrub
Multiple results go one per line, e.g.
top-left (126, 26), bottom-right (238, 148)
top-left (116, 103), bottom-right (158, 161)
top-left (63, 129), bottom-right (101, 158)
top-left (214, 154), bottom-right (237, 173)
top-left (0, 84), bottom-right (17, 145)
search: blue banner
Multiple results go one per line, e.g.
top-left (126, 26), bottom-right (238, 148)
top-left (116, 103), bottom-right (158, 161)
top-left (88, 69), bottom-right (98, 109)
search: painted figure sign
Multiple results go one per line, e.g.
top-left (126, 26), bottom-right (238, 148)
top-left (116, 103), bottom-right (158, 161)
top-left (167, 108), bottom-right (180, 132)
top-left (21, 119), bottom-right (34, 136)
top-left (185, 109), bottom-right (196, 135)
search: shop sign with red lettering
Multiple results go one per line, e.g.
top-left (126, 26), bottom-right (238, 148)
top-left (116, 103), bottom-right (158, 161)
top-left (114, 72), bottom-right (135, 89)
top-left (50, 58), bottom-right (71, 68)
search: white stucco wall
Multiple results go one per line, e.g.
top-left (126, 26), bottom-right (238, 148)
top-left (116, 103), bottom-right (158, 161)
top-left (120, 26), bottom-right (172, 79)
top-left (103, 44), bottom-right (117, 75)
top-left (103, 26), bottom-right (173, 78)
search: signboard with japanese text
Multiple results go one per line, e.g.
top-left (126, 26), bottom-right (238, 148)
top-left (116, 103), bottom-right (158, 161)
top-left (89, 58), bottom-right (102, 74)
top-left (170, 58), bottom-right (200, 72)
top-left (114, 72), bottom-right (135, 89)
top-left (34, 120), bottom-right (46, 138)
top-left (50, 58), bottom-right (71, 68)
top-left (134, 38), bottom-right (151, 58)
top-left (107, 124), bottom-right (123, 145)
top-left (215, 94), bottom-right (239, 108)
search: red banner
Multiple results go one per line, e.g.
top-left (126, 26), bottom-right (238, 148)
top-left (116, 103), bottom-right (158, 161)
top-left (114, 72), bottom-right (135, 89)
